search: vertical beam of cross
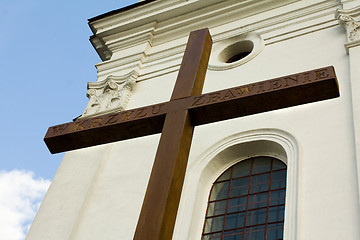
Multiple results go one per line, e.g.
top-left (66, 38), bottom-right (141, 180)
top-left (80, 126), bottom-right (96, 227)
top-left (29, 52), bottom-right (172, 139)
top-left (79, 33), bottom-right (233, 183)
top-left (133, 28), bottom-right (212, 240)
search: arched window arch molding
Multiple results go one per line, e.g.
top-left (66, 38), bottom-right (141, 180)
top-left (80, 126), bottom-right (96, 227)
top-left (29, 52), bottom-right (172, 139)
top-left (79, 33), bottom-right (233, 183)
top-left (172, 129), bottom-right (299, 240)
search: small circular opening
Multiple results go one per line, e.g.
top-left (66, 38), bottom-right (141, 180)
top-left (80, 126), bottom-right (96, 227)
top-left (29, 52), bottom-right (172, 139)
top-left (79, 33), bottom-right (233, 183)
top-left (218, 40), bottom-right (254, 64)
top-left (209, 32), bottom-right (264, 70)
top-left (226, 52), bottom-right (251, 63)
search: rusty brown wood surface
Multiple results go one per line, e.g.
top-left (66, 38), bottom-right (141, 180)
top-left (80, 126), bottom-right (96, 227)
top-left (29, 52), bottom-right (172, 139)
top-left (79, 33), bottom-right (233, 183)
top-left (44, 66), bottom-right (339, 154)
top-left (133, 28), bottom-right (212, 240)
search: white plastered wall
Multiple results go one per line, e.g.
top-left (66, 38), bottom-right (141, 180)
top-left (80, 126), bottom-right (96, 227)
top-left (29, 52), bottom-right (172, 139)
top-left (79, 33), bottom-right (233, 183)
top-left (27, 0), bottom-right (360, 240)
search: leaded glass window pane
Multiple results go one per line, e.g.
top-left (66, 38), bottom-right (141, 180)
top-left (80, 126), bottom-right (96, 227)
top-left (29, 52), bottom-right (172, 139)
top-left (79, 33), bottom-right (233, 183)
top-left (230, 177), bottom-right (249, 197)
top-left (228, 196), bottom-right (247, 213)
top-left (203, 232), bottom-right (222, 240)
top-left (267, 222), bottom-right (284, 240)
top-left (247, 192), bottom-right (268, 210)
top-left (202, 157), bottom-right (287, 240)
top-left (223, 229), bottom-right (243, 240)
top-left (207, 200), bottom-right (227, 217)
top-left (243, 225), bottom-right (266, 240)
top-left (210, 182), bottom-right (230, 201)
top-left (252, 157), bottom-right (271, 174)
top-left (232, 159), bottom-right (251, 178)
top-left (204, 216), bottom-right (225, 234)
top-left (249, 173), bottom-right (270, 194)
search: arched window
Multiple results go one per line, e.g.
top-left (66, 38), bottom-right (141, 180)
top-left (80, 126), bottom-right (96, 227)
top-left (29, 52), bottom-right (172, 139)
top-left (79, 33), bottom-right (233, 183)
top-left (202, 156), bottom-right (286, 240)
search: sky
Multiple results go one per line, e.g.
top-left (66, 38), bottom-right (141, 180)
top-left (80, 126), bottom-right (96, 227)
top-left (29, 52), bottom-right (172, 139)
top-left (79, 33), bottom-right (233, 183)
top-left (0, 0), bottom-right (138, 239)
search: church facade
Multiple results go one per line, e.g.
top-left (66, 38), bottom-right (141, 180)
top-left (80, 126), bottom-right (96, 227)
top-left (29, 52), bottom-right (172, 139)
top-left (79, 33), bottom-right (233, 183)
top-left (27, 0), bottom-right (360, 239)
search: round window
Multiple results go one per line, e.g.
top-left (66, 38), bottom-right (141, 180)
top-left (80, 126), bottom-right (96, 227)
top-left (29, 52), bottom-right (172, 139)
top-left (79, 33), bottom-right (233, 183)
top-left (208, 32), bottom-right (264, 71)
top-left (218, 40), bottom-right (254, 63)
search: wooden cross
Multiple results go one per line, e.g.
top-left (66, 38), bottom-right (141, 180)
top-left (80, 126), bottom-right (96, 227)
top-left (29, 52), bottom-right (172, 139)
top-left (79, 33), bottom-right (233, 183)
top-left (44, 28), bottom-right (339, 240)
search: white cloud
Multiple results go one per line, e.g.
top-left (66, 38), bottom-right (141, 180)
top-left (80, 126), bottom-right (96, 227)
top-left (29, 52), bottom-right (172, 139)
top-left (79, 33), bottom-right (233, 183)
top-left (0, 170), bottom-right (50, 240)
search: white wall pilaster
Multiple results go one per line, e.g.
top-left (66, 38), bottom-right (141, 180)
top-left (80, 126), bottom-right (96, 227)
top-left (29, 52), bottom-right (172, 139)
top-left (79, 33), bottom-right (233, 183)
top-left (336, 5), bottom-right (360, 202)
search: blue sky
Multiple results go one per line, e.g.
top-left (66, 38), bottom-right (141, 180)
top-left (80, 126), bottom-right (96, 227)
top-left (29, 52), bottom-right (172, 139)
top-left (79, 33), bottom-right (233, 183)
top-left (0, 0), bottom-right (138, 239)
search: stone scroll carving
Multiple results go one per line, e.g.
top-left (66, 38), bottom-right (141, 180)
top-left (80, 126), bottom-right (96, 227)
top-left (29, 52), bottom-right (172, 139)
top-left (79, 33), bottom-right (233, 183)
top-left (338, 14), bottom-right (360, 41)
top-left (336, 6), bottom-right (360, 53)
top-left (80, 71), bottom-right (138, 119)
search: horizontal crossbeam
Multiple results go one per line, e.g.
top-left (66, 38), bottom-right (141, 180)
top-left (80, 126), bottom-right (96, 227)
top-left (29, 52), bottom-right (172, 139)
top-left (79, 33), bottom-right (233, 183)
top-left (44, 66), bottom-right (338, 154)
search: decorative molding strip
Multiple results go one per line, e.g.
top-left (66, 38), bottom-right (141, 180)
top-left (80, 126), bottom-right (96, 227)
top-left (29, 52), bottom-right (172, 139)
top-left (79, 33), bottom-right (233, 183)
top-left (89, 0), bottom-right (178, 36)
top-left (103, 22), bottom-right (157, 54)
top-left (90, 36), bottom-right (112, 61)
top-left (152, 0), bottom-right (339, 45)
top-left (138, 63), bottom-right (180, 82)
top-left (92, 0), bottom-right (342, 82)
top-left (138, 17), bottom-right (338, 79)
top-left (153, 0), bottom-right (291, 42)
top-left (344, 39), bottom-right (360, 51)
top-left (92, 22), bottom-right (156, 62)
top-left (263, 18), bottom-right (338, 45)
top-left (335, 5), bottom-right (360, 53)
top-left (96, 52), bottom-right (145, 73)
top-left (144, 1), bottom-right (340, 75)
top-left (143, 43), bottom-right (185, 64)
top-left (80, 70), bottom-right (138, 119)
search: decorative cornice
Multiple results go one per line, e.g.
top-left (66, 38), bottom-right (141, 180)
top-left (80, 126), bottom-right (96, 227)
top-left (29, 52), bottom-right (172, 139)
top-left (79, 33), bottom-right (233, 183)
top-left (88, 0), bottom-right (185, 36)
top-left (104, 22), bottom-right (157, 54)
top-left (80, 70), bottom-right (138, 119)
top-left (91, 0), bottom-right (342, 81)
top-left (90, 36), bottom-right (112, 61)
top-left (151, 0), bottom-right (339, 45)
top-left (138, 1), bottom-right (339, 76)
top-left (90, 22), bottom-right (156, 62)
top-left (96, 52), bottom-right (145, 75)
top-left (335, 5), bottom-right (360, 53)
top-left (344, 38), bottom-right (360, 51)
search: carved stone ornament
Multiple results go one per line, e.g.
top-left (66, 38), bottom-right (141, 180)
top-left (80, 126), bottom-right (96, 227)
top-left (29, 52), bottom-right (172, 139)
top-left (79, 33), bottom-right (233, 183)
top-left (336, 6), bottom-right (360, 53)
top-left (80, 70), bottom-right (138, 119)
top-left (338, 14), bottom-right (359, 41)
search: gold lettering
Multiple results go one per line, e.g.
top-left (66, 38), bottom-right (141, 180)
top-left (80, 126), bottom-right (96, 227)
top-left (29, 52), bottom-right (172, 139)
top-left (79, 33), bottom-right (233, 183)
top-left (134, 108), bottom-right (148, 119)
top-left (105, 114), bottom-right (118, 125)
top-left (284, 75), bottom-right (298, 86)
top-left (72, 120), bottom-right (87, 132)
top-left (315, 69), bottom-right (329, 80)
top-left (221, 89), bottom-right (236, 100)
top-left (235, 84), bottom-right (255, 95)
top-left (52, 124), bottom-right (69, 134)
top-left (90, 117), bottom-right (103, 128)
top-left (207, 92), bottom-right (221, 103)
top-left (192, 96), bottom-right (206, 106)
